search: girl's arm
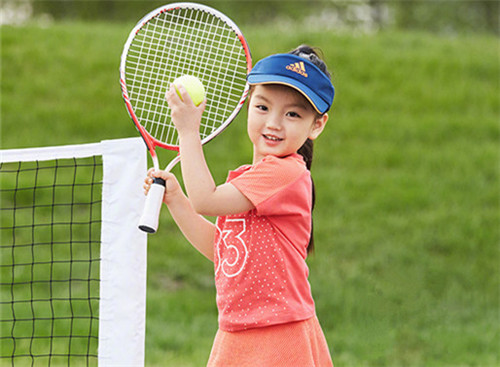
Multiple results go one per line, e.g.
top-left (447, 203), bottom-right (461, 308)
top-left (166, 85), bottom-right (255, 217)
top-left (145, 169), bottom-right (216, 261)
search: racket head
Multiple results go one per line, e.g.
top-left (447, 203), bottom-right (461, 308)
top-left (120, 2), bottom-right (252, 154)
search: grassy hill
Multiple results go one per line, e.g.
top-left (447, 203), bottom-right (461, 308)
top-left (1, 21), bottom-right (499, 366)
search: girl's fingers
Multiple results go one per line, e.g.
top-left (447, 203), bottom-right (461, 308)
top-left (151, 170), bottom-right (167, 180)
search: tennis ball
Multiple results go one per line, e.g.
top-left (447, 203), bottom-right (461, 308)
top-left (172, 75), bottom-right (205, 106)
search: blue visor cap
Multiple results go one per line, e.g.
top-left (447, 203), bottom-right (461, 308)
top-left (247, 54), bottom-right (335, 114)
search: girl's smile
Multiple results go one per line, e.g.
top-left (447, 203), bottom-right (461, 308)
top-left (262, 134), bottom-right (283, 142)
top-left (247, 84), bottom-right (328, 163)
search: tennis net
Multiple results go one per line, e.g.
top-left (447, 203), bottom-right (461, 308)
top-left (0, 138), bottom-right (147, 366)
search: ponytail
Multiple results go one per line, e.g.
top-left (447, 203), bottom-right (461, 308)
top-left (297, 139), bottom-right (316, 254)
top-left (290, 45), bottom-right (332, 255)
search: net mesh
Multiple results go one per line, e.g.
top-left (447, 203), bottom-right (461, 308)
top-left (0, 157), bottom-right (102, 366)
top-left (124, 5), bottom-right (249, 146)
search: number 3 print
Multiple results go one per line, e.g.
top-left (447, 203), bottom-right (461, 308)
top-left (215, 218), bottom-right (248, 278)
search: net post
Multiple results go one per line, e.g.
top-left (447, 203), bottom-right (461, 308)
top-left (98, 138), bottom-right (147, 367)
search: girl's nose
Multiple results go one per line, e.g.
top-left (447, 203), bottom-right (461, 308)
top-left (266, 115), bottom-right (282, 130)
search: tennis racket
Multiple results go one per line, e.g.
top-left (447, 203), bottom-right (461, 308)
top-left (120, 2), bottom-right (252, 233)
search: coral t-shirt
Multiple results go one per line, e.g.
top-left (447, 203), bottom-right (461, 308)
top-left (214, 154), bottom-right (316, 331)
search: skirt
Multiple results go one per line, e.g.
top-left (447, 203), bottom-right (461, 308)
top-left (207, 316), bottom-right (333, 367)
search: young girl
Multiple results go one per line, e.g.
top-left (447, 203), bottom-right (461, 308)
top-left (144, 45), bottom-right (335, 366)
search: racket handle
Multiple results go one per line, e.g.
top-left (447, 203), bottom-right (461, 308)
top-left (138, 178), bottom-right (166, 233)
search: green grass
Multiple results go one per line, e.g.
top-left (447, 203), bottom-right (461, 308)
top-left (1, 21), bottom-right (499, 366)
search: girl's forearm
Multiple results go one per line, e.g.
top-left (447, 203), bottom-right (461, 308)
top-left (168, 86), bottom-right (253, 217)
top-left (178, 132), bottom-right (217, 213)
top-left (166, 189), bottom-right (215, 261)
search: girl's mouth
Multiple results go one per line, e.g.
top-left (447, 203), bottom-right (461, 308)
top-left (263, 134), bottom-right (283, 142)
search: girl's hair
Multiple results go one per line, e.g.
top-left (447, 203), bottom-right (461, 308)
top-left (289, 45), bottom-right (332, 254)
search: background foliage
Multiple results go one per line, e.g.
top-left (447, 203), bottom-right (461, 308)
top-left (1, 1), bottom-right (499, 366)
top-left (3, 0), bottom-right (500, 35)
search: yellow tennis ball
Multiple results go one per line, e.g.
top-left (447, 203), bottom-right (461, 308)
top-left (172, 75), bottom-right (205, 106)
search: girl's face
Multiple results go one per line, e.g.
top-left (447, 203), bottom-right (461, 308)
top-left (247, 84), bottom-right (328, 163)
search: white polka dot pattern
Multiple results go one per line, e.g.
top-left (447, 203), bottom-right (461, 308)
top-left (214, 154), bottom-right (316, 332)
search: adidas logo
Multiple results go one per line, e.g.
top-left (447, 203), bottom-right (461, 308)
top-left (286, 62), bottom-right (308, 77)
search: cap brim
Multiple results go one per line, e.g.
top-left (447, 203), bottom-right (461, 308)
top-left (247, 74), bottom-right (329, 114)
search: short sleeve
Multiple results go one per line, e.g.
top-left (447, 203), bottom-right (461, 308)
top-left (230, 155), bottom-right (310, 216)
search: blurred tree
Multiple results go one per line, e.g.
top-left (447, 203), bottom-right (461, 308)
top-left (391, 0), bottom-right (499, 35)
top-left (27, 0), bottom-right (499, 35)
top-left (30, 0), bottom-right (327, 24)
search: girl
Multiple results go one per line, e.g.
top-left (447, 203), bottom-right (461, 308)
top-left (145, 45), bottom-right (335, 366)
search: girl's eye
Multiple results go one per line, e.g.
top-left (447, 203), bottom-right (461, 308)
top-left (256, 105), bottom-right (268, 111)
top-left (287, 111), bottom-right (301, 118)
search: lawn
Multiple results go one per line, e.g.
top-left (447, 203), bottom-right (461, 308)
top-left (1, 21), bottom-right (499, 366)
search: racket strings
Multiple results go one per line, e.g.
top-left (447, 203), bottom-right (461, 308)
top-left (124, 6), bottom-right (248, 146)
top-left (178, 9), bottom-right (245, 139)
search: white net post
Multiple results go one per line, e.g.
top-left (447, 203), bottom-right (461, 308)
top-left (98, 138), bottom-right (147, 367)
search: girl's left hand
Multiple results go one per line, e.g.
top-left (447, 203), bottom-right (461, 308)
top-left (165, 84), bottom-right (207, 137)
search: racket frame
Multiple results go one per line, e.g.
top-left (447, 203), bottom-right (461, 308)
top-left (119, 2), bottom-right (252, 232)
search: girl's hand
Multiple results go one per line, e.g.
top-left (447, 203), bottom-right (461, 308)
top-left (143, 168), bottom-right (183, 205)
top-left (165, 84), bottom-right (207, 138)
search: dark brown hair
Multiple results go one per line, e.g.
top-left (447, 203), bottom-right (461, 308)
top-left (290, 45), bottom-right (332, 254)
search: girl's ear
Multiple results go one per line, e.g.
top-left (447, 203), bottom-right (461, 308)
top-left (309, 113), bottom-right (328, 140)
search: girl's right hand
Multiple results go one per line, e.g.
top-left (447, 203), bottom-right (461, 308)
top-left (165, 84), bottom-right (206, 138)
top-left (143, 168), bottom-right (182, 204)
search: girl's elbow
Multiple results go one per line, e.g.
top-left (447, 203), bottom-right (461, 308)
top-left (191, 199), bottom-right (216, 216)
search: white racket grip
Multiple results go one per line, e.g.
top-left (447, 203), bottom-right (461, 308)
top-left (138, 178), bottom-right (166, 233)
